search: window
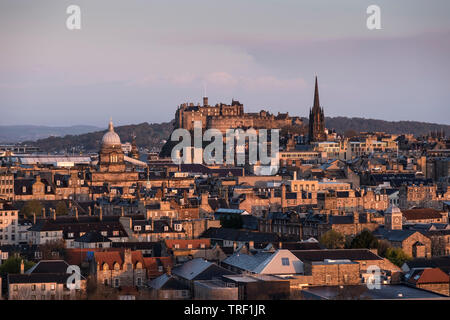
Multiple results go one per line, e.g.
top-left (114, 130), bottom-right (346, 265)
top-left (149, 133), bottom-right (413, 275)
top-left (41, 284), bottom-right (46, 291)
top-left (13, 285), bottom-right (18, 291)
top-left (137, 278), bottom-right (142, 286)
top-left (31, 285), bottom-right (36, 291)
top-left (114, 278), bottom-right (120, 288)
top-left (51, 284), bottom-right (55, 291)
top-left (281, 258), bottom-right (290, 266)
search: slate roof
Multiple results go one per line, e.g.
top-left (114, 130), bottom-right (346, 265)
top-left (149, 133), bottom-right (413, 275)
top-left (149, 274), bottom-right (189, 290)
top-left (200, 227), bottom-right (280, 243)
top-left (222, 252), bottom-right (272, 273)
top-left (8, 273), bottom-right (70, 284)
top-left (172, 258), bottom-right (235, 281)
top-left (291, 249), bottom-right (382, 262)
top-left (373, 227), bottom-right (420, 242)
top-left (404, 256), bottom-right (450, 274)
top-left (26, 260), bottom-right (71, 274)
top-left (74, 231), bottom-right (112, 243)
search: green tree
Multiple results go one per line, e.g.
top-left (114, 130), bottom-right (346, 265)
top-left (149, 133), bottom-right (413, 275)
top-left (220, 214), bottom-right (243, 229)
top-left (20, 200), bottom-right (43, 218)
top-left (319, 230), bottom-right (345, 249)
top-left (0, 256), bottom-right (35, 274)
top-left (349, 230), bottom-right (379, 249)
top-left (384, 247), bottom-right (411, 267)
top-left (377, 239), bottom-right (391, 257)
top-left (55, 201), bottom-right (69, 215)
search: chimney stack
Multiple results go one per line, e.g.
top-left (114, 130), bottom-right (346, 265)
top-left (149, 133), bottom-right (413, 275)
top-left (353, 212), bottom-right (359, 224)
top-left (75, 207), bottom-right (78, 220)
top-left (99, 206), bottom-right (103, 221)
top-left (88, 206), bottom-right (92, 216)
top-left (53, 208), bottom-right (56, 221)
top-left (33, 213), bottom-right (36, 225)
top-left (42, 208), bottom-right (46, 219)
top-left (281, 184), bottom-right (286, 211)
top-left (293, 171), bottom-right (297, 181)
top-left (20, 260), bottom-right (24, 274)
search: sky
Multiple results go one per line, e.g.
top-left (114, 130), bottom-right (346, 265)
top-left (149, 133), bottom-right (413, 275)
top-left (0, 0), bottom-right (449, 127)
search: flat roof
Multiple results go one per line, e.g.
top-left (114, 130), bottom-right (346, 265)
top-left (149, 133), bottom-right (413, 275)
top-left (304, 285), bottom-right (450, 300)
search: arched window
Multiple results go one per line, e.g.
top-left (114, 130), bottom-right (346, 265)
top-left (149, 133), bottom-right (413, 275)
top-left (113, 262), bottom-right (120, 270)
top-left (102, 263), bottom-right (109, 271)
top-left (136, 262), bottom-right (142, 269)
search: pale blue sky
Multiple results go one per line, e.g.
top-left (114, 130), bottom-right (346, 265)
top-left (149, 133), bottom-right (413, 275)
top-left (0, 0), bottom-right (449, 126)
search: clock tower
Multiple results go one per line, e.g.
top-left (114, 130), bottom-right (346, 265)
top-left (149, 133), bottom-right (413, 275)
top-left (385, 205), bottom-right (403, 230)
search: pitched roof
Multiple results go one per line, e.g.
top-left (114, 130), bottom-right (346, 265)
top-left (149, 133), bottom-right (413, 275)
top-left (408, 268), bottom-right (450, 285)
top-left (172, 258), bottom-right (234, 281)
top-left (403, 208), bottom-right (444, 221)
top-left (26, 260), bottom-right (70, 274)
top-left (74, 231), bottom-right (111, 243)
top-left (8, 273), bottom-right (70, 284)
top-left (165, 239), bottom-right (211, 250)
top-left (200, 227), bottom-right (280, 243)
top-left (149, 274), bottom-right (189, 290)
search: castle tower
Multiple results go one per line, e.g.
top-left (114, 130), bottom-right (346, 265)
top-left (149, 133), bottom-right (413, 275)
top-left (384, 205), bottom-right (403, 230)
top-left (308, 76), bottom-right (326, 143)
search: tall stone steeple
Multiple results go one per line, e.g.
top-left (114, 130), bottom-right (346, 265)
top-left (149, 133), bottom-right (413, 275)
top-left (308, 76), bottom-right (326, 143)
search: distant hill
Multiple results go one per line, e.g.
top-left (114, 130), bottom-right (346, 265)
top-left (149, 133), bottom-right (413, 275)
top-left (323, 117), bottom-right (449, 135)
top-left (16, 117), bottom-right (449, 153)
top-left (22, 122), bottom-right (174, 153)
top-left (0, 125), bottom-right (100, 143)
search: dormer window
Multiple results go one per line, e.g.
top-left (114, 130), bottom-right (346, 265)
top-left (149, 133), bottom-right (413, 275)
top-left (22, 186), bottom-right (26, 193)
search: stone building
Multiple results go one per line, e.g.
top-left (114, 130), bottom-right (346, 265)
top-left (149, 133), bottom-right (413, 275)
top-left (0, 202), bottom-right (19, 245)
top-left (174, 96), bottom-right (302, 135)
top-left (374, 206), bottom-right (432, 258)
top-left (0, 169), bottom-right (14, 201)
top-left (406, 267), bottom-right (450, 296)
top-left (94, 249), bottom-right (147, 288)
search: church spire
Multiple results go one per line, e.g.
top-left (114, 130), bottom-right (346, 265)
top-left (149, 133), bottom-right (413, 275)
top-left (313, 76), bottom-right (320, 110)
